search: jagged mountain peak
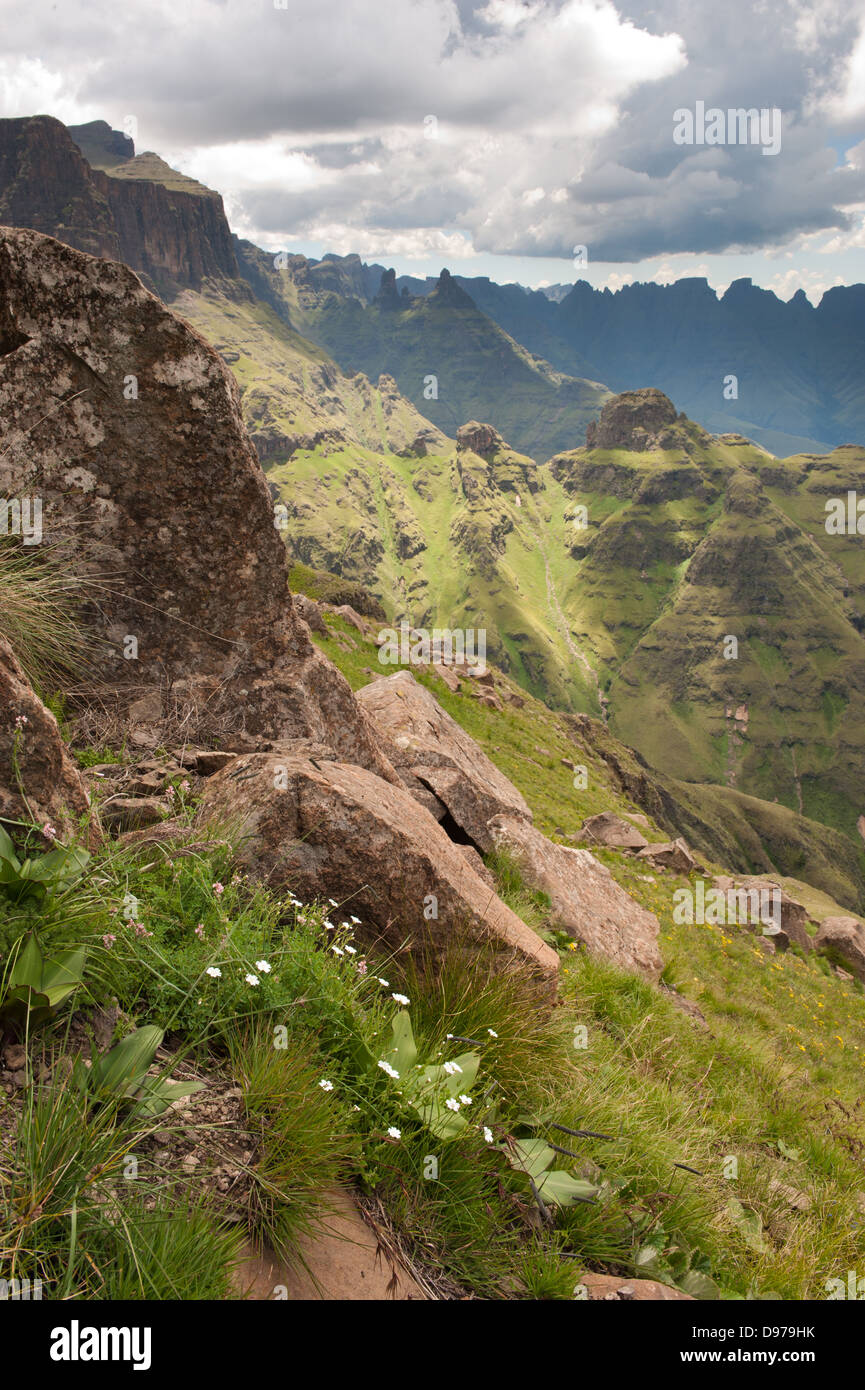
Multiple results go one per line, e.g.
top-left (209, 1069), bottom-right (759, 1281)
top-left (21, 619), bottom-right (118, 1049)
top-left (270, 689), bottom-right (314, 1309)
top-left (428, 266), bottom-right (476, 309)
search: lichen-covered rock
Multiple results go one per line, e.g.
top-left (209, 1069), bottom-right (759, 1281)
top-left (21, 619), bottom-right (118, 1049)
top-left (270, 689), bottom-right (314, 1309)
top-left (0, 226), bottom-right (390, 778)
top-left (0, 635), bottom-right (93, 839)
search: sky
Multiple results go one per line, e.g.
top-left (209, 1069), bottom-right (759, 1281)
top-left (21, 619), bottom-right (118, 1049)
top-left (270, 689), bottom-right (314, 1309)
top-left (1, 0), bottom-right (865, 301)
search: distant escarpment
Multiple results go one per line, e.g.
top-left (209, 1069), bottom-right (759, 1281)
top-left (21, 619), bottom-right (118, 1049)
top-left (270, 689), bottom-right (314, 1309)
top-left (0, 116), bottom-right (237, 292)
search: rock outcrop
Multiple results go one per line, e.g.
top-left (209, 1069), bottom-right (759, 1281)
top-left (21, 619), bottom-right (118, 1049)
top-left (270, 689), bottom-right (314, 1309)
top-left (356, 671), bottom-right (531, 850)
top-left (0, 227), bottom-right (559, 986)
top-left (0, 636), bottom-right (93, 839)
top-left (456, 421), bottom-right (503, 457)
top-left (0, 225), bottom-right (388, 773)
top-left (585, 388), bottom-right (680, 452)
top-left (488, 815), bottom-right (663, 980)
top-left (712, 876), bottom-right (813, 952)
top-left (580, 811), bottom-right (648, 851)
top-left (638, 839), bottom-right (696, 875)
top-left (196, 749), bottom-right (558, 987)
top-left (815, 916), bottom-right (865, 982)
top-left (357, 671), bottom-right (662, 979)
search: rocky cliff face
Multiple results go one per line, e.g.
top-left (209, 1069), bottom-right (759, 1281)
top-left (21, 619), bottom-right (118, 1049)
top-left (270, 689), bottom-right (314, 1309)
top-left (0, 116), bottom-right (237, 292)
top-left (0, 225), bottom-right (377, 768)
top-left (585, 388), bottom-right (683, 451)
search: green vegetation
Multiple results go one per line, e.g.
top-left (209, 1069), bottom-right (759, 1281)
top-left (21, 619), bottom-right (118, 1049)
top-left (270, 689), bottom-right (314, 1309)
top-left (2, 641), bottom-right (864, 1300)
top-left (178, 269), bottom-right (865, 855)
top-left (0, 536), bottom-right (91, 691)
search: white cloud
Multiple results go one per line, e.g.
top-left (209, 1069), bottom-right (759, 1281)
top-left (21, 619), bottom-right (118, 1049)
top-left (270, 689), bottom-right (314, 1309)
top-left (824, 21), bottom-right (865, 122)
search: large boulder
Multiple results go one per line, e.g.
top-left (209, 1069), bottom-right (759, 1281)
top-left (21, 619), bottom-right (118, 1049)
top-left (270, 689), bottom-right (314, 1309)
top-left (0, 635), bottom-right (93, 840)
top-left (197, 749), bottom-right (558, 989)
top-left (0, 227), bottom-right (390, 777)
top-left (637, 838), bottom-right (696, 875)
top-left (487, 814), bottom-right (663, 980)
top-left (581, 812), bottom-right (648, 851)
top-left (712, 876), bottom-right (813, 952)
top-left (815, 917), bottom-right (865, 982)
top-left (358, 670), bottom-right (662, 980)
top-left (355, 670), bottom-right (530, 850)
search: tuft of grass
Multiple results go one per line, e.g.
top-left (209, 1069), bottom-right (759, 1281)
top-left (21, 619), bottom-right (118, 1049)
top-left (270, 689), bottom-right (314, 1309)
top-left (226, 1026), bottom-right (355, 1261)
top-left (0, 536), bottom-right (92, 693)
top-left (0, 1052), bottom-right (242, 1299)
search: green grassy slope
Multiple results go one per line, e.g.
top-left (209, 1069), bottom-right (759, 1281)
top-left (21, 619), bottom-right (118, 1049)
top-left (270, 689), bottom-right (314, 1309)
top-left (281, 603), bottom-right (865, 1298)
top-left (235, 245), bottom-right (611, 460)
top-left (179, 280), bottom-right (865, 855)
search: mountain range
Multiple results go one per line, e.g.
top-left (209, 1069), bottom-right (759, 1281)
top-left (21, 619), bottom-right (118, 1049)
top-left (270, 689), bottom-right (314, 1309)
top-left (2, 114), bottom-right (865, 870)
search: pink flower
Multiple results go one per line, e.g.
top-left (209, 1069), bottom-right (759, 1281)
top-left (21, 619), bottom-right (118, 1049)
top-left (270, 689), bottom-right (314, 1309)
top-left (42, 822), bottom-right (57, 841)
top-left (356, 959), bottom-right (368, 976)
top-left (133, 924), bottom-right (152, 938)
top-left (14, 714), bottom-right (28, 727)
top-left (213, 882), bottom-right (225, 897)
top-left (180, 780), bottom-right (191, 793)
top-left (195, 923), bottom-right (205, 939)
top-left (102, 934), bottom-right (116, 949)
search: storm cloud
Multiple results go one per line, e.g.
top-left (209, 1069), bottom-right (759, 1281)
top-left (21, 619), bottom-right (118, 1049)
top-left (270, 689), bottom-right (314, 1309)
top-left (0, 0), bottom-right (863, 263)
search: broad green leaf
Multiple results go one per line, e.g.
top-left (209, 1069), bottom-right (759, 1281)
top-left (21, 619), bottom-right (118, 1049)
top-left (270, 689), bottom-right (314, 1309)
top-left (635, 1242), bottom-right (665, 1270)
top-left (9, 935), bottom-right (43, 989)
top-left (442, 1051), bottom-right (480, 1096)
top-left (413, 1100), bottom-right (467, 1138)
top-left (0, 824), bottom-right (18, 865)
top-left (39, 946), bottom-right (87, 1003)
top-left (678, 1269), bottom-right (721, 1300)
top-left (25, 847), bottom-right (88, 884)
top-left (386, 1011), bottom-right (418, 1075)
top-left (727, 1199), bottom-right (769, 1253)
top-left (90, 1025), bottom-right (164, 1094)
top-left (511, 1138), bottom-right (558, 1181)
top-left (535, 1168), bottom-right (598, 1206)
top-left (132, 1076), bottom-right (204, 1118)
